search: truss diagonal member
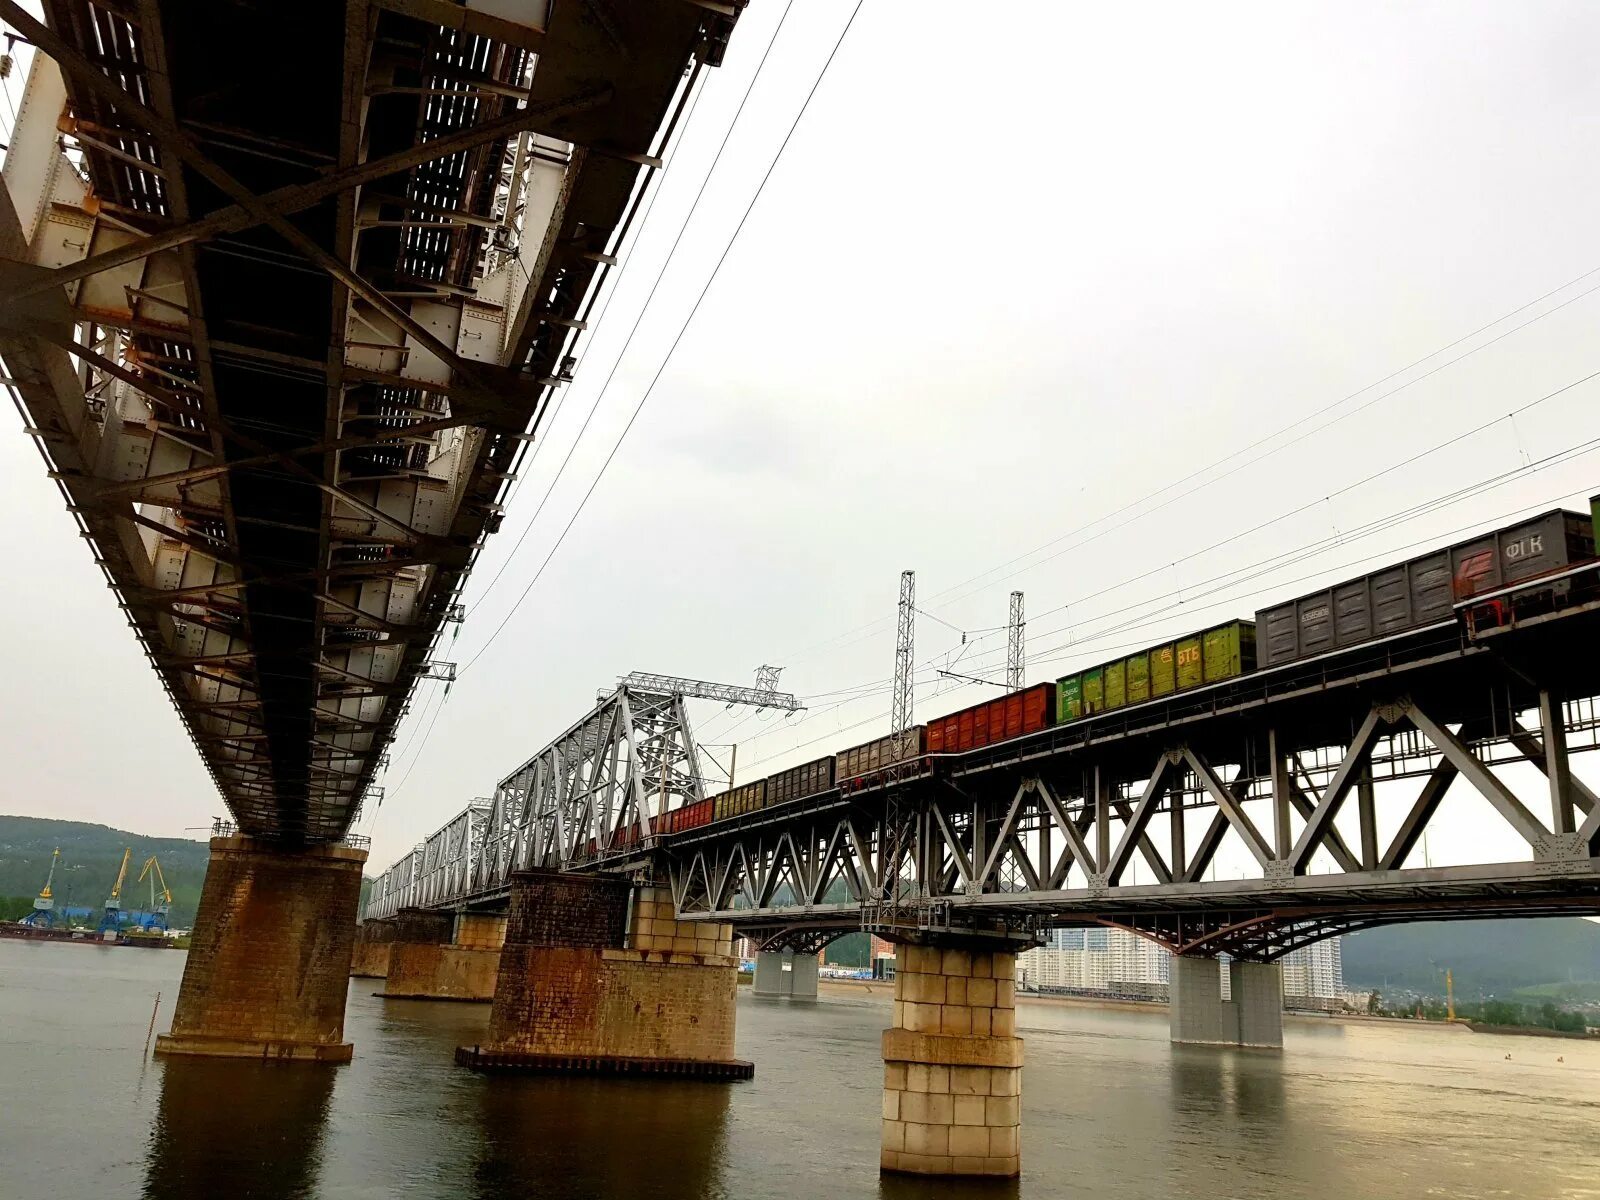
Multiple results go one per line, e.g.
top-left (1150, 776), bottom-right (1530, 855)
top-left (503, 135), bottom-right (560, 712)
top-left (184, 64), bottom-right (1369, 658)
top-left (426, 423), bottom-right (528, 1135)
top-left (1285, 767), bottom-right (1362, 873)
top-left (1403, 701), bottom-right (1549, 848)
top-left (1508, 717), bottom-right (1598, 817)
top-left (977, 780), bottom-right (1034, 888)
top-left (1003, 832), bottom-right (1042, 892)
top-left (1106, 754), bottom-right (1178, 885)
top-left (1379, 756), bottom-right (1459, 871)
top-left (5, 7), bottom-right (503, 397)
top-left (1287, 707), bottom-right (1386, 874)
top-left (845, 818), bottom-right (879, 897)
top-left (1035, 777), bottom-right (1098, 879)
top-left (1182, 747), bottom-right (1276, 869)
top-left (2, 72), bottom-right (609, 304)
top-left (1180, 810), bottom-right (1229, 884)
top-left (930, 802), bottom-right (975, 891)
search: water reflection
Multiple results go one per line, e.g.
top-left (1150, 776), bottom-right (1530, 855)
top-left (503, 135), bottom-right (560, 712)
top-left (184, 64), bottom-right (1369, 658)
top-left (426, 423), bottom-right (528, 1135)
top-left (143, 1058), bottom-right (335, 1200)
top-left (471, 1075), bottom-right (731, 1200)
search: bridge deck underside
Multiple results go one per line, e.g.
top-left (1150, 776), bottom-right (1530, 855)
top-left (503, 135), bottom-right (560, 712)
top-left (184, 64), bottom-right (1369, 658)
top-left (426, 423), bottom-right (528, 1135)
top-left (3, 0), bottom-right (723, 841)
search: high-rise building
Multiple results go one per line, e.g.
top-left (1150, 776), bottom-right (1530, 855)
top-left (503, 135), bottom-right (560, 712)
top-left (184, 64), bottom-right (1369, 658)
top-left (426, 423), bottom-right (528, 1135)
top-left (1280, 937), bottom-right (1343, 998)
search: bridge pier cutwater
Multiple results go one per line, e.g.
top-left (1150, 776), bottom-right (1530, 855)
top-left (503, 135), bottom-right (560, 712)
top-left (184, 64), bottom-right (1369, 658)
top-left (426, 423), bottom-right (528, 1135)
top-left (1170, 957), bottom-right (1285, 1049)
top-left (459, 871), bottom-right (750, 1078)
top-left (155, 837), bottom-right (366, 1062)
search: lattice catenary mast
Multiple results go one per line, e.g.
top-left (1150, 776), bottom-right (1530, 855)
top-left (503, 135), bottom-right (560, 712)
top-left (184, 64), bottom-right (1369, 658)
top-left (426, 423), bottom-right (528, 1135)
top-left (1007, 591), bottom-right (1025, 691)
top-left (891, 570), bottom-right (915, 753)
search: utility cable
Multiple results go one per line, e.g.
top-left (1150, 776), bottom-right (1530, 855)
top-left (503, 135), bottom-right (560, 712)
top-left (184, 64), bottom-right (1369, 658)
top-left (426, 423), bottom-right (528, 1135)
top-left (776, 263), bottom-right (1600, 665)
top-left (457, 0), bottom-right (867, 674)
top-left (464, 9), bottom-right (787, 608)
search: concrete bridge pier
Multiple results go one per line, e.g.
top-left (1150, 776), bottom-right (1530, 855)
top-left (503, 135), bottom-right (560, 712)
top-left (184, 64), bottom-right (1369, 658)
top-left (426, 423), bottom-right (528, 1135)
top-left (752, 949), bottom-right (819, 999)
top-left (459, 871), bottom-right (751, 1078)
top-left (1169, 956), bottom-right (1284, 1048)
top-left (155, 836), bottom-right (367, 1063)
top-left (378, 910), bottom-right (505, 1001)
top-left (881, 944), bottom-right (1023, 1179)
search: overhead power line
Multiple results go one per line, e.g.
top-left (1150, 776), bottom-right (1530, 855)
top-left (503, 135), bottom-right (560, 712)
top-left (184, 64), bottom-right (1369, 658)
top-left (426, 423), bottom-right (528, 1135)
top-left (463, 1), bottom-right (795, 616)
top-left (775, 263), bottom-right (1600, 667)
top-left (457, 0), bottom-right (868, 675)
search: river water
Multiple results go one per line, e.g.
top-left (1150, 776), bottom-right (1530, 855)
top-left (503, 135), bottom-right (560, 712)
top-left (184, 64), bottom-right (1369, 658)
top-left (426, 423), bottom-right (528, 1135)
top-left (2, 940), bottom-right (1598, 1199)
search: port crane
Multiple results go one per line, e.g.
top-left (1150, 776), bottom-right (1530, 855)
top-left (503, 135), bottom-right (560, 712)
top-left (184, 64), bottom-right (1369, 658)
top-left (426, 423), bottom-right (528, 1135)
top-left (97, 848), bottom-right (132, 936)
top-left (18, 848), bottom-right (61, 928)
top-left (136, 856), bottom-right (173, 932)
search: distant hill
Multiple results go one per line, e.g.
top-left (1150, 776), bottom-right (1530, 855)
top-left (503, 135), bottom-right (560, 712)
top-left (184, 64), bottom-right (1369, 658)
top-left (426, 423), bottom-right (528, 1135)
top-left (0, 815), bottom-right (210, 927)
top-left (1343, 918), bottom-right (1600, 998)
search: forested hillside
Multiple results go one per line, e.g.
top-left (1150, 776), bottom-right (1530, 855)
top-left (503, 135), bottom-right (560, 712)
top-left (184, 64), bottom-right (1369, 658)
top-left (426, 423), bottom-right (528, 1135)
top-left (1343, 918), bottom-right (1600, 998)
top-left (0, 815), bottom-right (209, 926)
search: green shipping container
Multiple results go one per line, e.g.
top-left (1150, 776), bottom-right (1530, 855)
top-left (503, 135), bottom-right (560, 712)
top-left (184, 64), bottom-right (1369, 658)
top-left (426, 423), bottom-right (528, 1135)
top-left (1149, 644), bottom-right (1177, 697)
top-left (1082, 668), bottom-right (1104, 714)
top-left (1201, 620), bottom-right (1256, 684)
top-left (1058, 674), bottom-right (1083, 722)
top-left (1104, 660), bottom-right (1126, 709)
top-left (1126, 653), bottom-right (1150, 704)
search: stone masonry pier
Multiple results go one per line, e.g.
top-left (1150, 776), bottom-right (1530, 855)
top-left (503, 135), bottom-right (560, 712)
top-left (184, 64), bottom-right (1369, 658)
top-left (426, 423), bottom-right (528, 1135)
top-left (155, 836), bottom-right (366, 1063)
top-left (881, 945), bottom-right (1022, 1178)
top-left (350, 918), bottom-right (395, 979)
top-left (459, 871), bottom-right (750, 1079)
top-left (380, 910), bottom-right (505, 1002)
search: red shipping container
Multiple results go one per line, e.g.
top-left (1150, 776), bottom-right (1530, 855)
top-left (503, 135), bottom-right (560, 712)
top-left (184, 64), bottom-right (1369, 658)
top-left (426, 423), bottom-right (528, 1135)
top-left (927, 683), bottom-right (1056, 754)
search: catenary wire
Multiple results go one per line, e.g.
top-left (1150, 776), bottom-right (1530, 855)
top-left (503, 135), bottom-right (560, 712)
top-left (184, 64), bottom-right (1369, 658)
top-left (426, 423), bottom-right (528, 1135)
top-left (456, 0), bottom-right (868, 675)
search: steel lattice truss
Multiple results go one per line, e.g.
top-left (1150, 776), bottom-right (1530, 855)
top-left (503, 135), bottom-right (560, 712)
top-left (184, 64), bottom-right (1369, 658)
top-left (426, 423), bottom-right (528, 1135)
top-left (0, 0), bottom-right (740, 841)
top-left (365, 684), bottom-right (705, 917)
top-left (663, 606), bottom-right (1600, 959)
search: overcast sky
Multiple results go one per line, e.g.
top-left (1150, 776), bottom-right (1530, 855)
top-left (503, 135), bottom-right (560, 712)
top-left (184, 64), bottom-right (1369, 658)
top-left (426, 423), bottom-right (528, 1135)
top-left (2, 1), bottom-right (1598, 882)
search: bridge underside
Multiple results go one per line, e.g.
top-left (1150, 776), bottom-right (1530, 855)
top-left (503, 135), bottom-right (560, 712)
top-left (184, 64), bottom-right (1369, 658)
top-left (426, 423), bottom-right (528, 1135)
top-left (0, 0), bottom-right (734, 840)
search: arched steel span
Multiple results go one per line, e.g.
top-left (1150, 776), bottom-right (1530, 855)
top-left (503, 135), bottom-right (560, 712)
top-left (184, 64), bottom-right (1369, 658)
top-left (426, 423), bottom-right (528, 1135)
top-left (1103, 894), bottom-right (1600, 962)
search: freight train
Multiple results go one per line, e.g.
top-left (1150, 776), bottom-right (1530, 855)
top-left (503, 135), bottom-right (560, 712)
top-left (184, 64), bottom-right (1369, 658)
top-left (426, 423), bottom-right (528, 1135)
top-left (613, 501), bottom-right (1600, 851)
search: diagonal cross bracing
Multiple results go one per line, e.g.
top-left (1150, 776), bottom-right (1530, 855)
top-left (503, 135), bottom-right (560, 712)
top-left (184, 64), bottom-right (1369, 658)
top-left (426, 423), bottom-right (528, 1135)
top-left (1, 0), bottom-right (740, 841)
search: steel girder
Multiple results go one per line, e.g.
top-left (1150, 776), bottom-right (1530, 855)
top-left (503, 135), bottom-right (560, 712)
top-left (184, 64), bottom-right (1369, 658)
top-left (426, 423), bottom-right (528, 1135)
top-left (662, 605), bottom-right (1600, 959)
top-left (0, 0), bottom-right (741, 842)
top-left (363, 683), bottom-right (706, 916)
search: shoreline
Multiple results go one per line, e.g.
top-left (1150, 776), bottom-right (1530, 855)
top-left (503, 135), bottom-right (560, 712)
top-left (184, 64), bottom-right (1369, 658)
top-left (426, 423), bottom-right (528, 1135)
top-left (811, 977), bottom-right (1591, 1038)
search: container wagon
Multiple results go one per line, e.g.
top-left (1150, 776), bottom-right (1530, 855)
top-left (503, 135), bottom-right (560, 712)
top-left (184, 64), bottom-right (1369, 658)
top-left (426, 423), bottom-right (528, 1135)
top-left (926, 683), bottom-right (1056, 755)
top-left (767, 755), bottom-right (836, 806)
top-left (836, 728), bottom-right (925, 783)
top-left (710, 779), bottom-right (769, 822)
top-left (1057, 620), bottom-right (1255, 722)
top-left (1257, 508), bottom-right (1594, 667)
top-left (658, 797), bottom-right (713, 835)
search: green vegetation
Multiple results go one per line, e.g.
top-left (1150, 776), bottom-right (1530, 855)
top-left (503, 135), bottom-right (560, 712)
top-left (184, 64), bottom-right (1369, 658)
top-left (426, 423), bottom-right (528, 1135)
top-left (1365, 992), bottom-right (1594, 1032)
top-left (1344, 918), bottom-right (1600, 995)
top-left (0, 815), bottom-right (210, 928)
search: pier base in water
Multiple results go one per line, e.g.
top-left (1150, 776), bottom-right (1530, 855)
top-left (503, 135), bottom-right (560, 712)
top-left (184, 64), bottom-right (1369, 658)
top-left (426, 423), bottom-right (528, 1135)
top-left (880, 945), bottom-right (1023, 1178)
top-left (154, 836), bottom-right (366, 1064)
top-left (1170, 956), bottom-right (1284, 1048)
top-left (463, 873), bottom-right (749, 1079)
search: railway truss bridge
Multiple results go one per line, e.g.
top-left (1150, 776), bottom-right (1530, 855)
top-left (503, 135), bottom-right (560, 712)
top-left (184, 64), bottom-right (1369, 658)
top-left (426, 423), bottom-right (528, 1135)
top-left (371, 579), bottom-right (1600, 974)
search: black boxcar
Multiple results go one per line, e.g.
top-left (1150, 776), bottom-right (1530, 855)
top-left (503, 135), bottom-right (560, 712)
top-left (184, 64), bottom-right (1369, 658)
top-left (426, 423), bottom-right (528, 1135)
top-left (1257, 508), bottom-right (1594, 667)
top-left (766, 755), bottom-right (836, 806)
